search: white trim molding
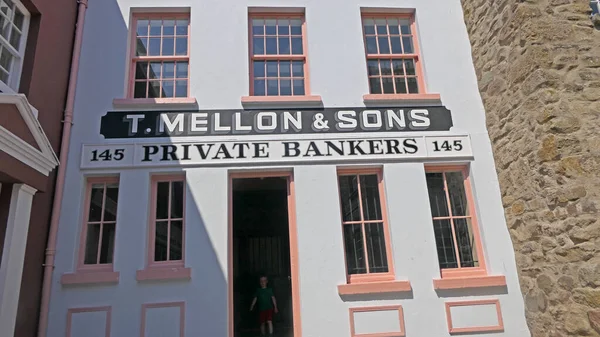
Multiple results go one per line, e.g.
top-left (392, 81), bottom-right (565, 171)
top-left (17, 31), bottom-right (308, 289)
top-left (0, 93), bottom-right (59, 176)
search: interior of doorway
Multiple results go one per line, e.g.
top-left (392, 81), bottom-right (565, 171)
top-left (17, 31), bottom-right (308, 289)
top-left (232, 176), bottom-right (294, 337)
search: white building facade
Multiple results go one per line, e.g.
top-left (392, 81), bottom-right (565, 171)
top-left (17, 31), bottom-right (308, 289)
top-left (45, 0), bottom-right (532, 336)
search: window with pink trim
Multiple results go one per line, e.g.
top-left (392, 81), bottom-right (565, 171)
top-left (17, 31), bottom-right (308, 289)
top-left (150, 176), bottom-right (185, 264)
top-left (249, 15), bottom-right (308, 96)
top-left (80, 178), bottom-right (119, 269)
top-left (130, 14), bottom-right (189, 99)
top-left (337, 170), bottom-right (394, 282)
top-left (425, 167), bottom-right (486, 276)
top-left (362, 15), bottom-right (424, 94)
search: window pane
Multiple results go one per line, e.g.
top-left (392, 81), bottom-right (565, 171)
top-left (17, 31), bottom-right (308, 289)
top-left (0, 45), bottom-right (12, 71)
top-left (369, 77), bottom-right (382, 94)
top-left (426, 173), bottom-right (449, 217)
top-left (136, 37), bottom-right (148, 56)
top-left (176, 62), bottom-right (188, 78)
top-left (292, 61), bottom-right (303, 77)
top-left (162, 80), bottom-right (174, 98)
top-left (254, 79), bottom-right (265, 96)
top-left (388, 19), bottom-right (399, 35)
top-left (134, 81), bottom-right (147, 98)
top-left (382, 77), bottom-right (394, 94)
top-left (392, 60), bottom-right (404, 75)
top-left (163, 62), bottom-right (175, 79)
top-left (175, 80), bottom-right (187, 97)
top-left (149, 62), bottom-right (161, 80)
top-left (293, 79), bottom-right (304, 95)
top-left (405, 59), bottom-right (416, 75)
top-left (338, 175), bottom-right (361, 222)
top-left (380, 60), bottom-right (391, 75)
top-left (156, 181), bottom-right (170, 219)
top-left (154, 221), bottom-right (169, 261)
top-left (252, 19), bottom-right (264, 35)
top-left (135, 62), bottom-right (148, 79)
top-left (278, 36), bottom-right (290, 54)
top-left (395, 77), bottom-right (407, 94)
top-left (0, 69), bottom-right (7, 83)
top-left (266, 37), bottom-right (277, 55)
top-left (266, 61), bottom-right (278, 77)
top-left (367, 60), bottom-right (379, 76)
top-left (148, 37), bottom-right (160, 56)
top-left (363, 19), bottom-right (375, 35)
top-left (267, 79), bottom-right (278, 95)
top-left (290, 19), bottom-right (302, 35)
top-left (99, 223), bottom-right (116, 264)
top-left (366, 37), bottom-right (377, 54)
top-left (265, 19), bottom-right (276, 35)
top-left (375, 19), bottom-right (387, 34)
top-left (0, 15), bottom-right (8, 40)
top-left (103, 185), bottom-right (119, 222)
top-left (162, 37), bottom-right (174, 55)
top-left (149, 20), bottom-right (161, 36)
top-left (278, 19), bottom-right (289, 35)
top-left (13, 10), bottom-right (23, 30)
top-left (291, 37), bottom-right (303, 54)
top-left (171, 181), bottom-right (184, 218)
top-left (84, 223), bottom-right (100, 264)
top-left (163, 19), bottom-right (175, 35)
top-left (455, 218), bottom-right (478, 267)
top-left (148, 81), bottom-right (160, 98)
top-left (407, 77), bottom-right (419, 94)
top-left (88, 185), bottom-right (104, 222)
top-left (400, 20), bottom-right (411, 34)
top-left (402, 36), bottom-right (414, 53)
top-left (378, 37), bottom-right (390, 54)
top-left (280, 79), bottom-right (291, 95)
top-left (253, 60), bottom-right (265, 78)
top-left (170, 220), bottom-right (183, 260)
top-left (365, 222), bottom-right (388, 273)
top-left (136, 19), bottom-right (149, 36)
top-left (9, 28), bottom-right (19, 49)
top-left (360, 175), bottom-right (382, 221)
top-left (343, 224), bottom-right (366, 275)
top-left (433, 219), bottom-right (458, 269)
top-left (175, 37), bottom-right (187, 55)
top-left (279, 61), bottom-right (291, 77)
top-left (390, 36), bottom-right (402, 54)
top-left (446, 172), bottom-right (469, 216)
top-left (176, 19), bottom-right (188, 35)
top-left (253, 37), bottom-right (264, 55)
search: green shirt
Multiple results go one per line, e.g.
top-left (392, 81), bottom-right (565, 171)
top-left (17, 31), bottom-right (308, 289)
top-left (255, 287), bottom-right (274, 311)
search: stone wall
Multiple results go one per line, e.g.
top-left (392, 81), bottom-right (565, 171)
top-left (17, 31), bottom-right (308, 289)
top-left (460, 0), bottom-right (600, 336)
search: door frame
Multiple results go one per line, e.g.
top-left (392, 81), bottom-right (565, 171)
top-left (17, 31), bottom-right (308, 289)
top-left (228, 170), bottom-right (301, 337)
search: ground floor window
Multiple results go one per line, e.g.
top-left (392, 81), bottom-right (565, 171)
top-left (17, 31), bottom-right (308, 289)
top-left (150, 175), bottom-right (185, 265)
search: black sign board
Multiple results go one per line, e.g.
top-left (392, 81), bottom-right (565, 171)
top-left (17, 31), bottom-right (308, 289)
top-left (100, 106), bottom-right (453, 138)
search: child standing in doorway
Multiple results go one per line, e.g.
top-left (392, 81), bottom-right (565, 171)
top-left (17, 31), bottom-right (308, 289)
top-left (250, 275), bottom-right (278, 336)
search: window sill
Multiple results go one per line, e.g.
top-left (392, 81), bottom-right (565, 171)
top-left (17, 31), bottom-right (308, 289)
top-left (433, 275), bottom-right (507, 290)
top-left (338, 280), bottom-right (412, 295)
top-left (241, 95), bottom-right (323, 107)
top-left (112, 97), bottom-right (198, 108)
top-left (363, 93), bottom-right (441, 105)
top-left (60, 270), bottom-right (120, 285)
top-left (136, 266), bottom-right (192, 282)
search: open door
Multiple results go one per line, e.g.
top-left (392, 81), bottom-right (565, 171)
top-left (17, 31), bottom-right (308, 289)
top-left (232, 176), bottom-right (294, 337)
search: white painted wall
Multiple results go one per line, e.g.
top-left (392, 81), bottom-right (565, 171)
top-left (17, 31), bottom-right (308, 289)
top-left (45, 0), bottom-right (531, 336)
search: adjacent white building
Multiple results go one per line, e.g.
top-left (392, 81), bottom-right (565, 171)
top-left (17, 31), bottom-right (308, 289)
top-left (45, 0), bottom-right (532, 336)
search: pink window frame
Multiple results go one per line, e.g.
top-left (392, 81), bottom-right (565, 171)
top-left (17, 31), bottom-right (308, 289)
top-left (140, 302), bottom-right (185, 337)
top-left (76, 177), bottom-right (119, 273)
top-left (247, 13), bottom-right (312, 97)
top-left (128, 13), bottom-right (191, 99)
top-left (147, 174), bottom-right (186, 268)
top-left (337, 168), bottom-right (395, 284)
top-left (361, 13), bottom-right (427, 96)
top-left (425, 165), bottom-right (487, 279)
top-left (66, 306), bottom-right (112, 337)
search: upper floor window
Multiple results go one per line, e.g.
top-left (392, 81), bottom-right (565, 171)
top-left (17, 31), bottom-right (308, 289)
top-left (0, 0), bottom-right (29, 93)
top-left (361, 15), bottom-right (424, 95)
top-left (425, 166), bottom-right (486, 277)
top-left (337, 169), bottom-right (394, 283)
top-left (79, 177), bottom-right (119, 269)
top-left (249, 15), bottom-right (308, 96)
top-left (150, 175), bottom-right (185, 265)
top-left (130, 14), bottom-right (189, 99)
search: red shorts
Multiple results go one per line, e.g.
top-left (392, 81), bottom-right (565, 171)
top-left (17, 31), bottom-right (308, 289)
top-left (258, 309), bottom-right (274, 323)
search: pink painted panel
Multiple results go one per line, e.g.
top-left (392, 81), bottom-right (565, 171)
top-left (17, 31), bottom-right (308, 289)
top-left (66, 306), bottom-right (111, 337)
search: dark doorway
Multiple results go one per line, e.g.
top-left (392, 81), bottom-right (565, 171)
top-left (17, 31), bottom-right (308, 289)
top-left (232, 177), bottom-right (294, 337)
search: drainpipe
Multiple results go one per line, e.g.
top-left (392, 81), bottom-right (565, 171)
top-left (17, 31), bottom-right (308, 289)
top-left (37, 1), bottom-right (88, 336)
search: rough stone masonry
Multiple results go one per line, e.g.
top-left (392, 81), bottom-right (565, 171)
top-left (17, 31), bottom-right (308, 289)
top-left (460, 0), bottom-right (600, 336)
